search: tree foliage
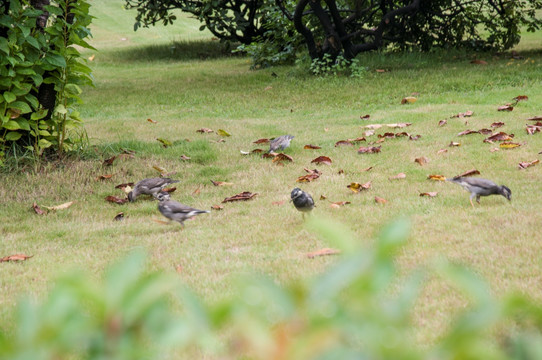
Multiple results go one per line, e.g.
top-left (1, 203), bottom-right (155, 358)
top-left (0, 0), bottom-right (94, 166)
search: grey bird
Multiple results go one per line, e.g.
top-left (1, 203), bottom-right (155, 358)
top-left (269, 135), bottom-right (294, 153)
top-left (447, 177), bottom-right (511, 208)
top-left (156, 192), bottom-right (209, 227)
top-left (128, 177), bottom-right (179, 202)
top-left (290, 187), bottom-right (314, 219)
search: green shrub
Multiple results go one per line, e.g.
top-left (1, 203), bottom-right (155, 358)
top-left (0, 0), bottom-right (94, 166)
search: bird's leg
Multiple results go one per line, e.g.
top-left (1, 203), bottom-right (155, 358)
top-left (476, 195), bottom-right (480, 204)
top-left (469, 194), bottom-right (475, 208)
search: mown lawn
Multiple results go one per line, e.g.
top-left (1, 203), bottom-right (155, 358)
top-left (1, 0), bottom-right (541, 346)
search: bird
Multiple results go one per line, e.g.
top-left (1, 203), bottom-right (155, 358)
top-left (127, 177), bottom-right (179, 202)
top-left (447, 177), bottom-right (511, 208)
top-left (156, 192), bottom-right (209, 228)
top-left (290, 187), bottom-right (314, 219)
top-left (269, 135), bottom-right (294, 153)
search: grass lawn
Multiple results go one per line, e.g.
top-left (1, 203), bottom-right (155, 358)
top-left (1, 0), bottom-right (542, 347)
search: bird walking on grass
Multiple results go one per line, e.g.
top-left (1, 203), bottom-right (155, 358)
top-left (157, 192), bottom-right (209, 228)
top-left (447, 177), bottom-right (511, 208)
top-left (269, 135), bottom-right (294, 153)
top-left (290, 188), bottom-right (314, 219)
top-left (128, 177), bottom-right (179, 202)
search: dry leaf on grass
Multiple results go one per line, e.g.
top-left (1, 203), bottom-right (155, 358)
top-left (498, 104), bottom-right (514, 111)
top-left (335, 140), bottom-right (354, 147)
top-left (389, 173), bottom-right (406, 180)
top-left (358, 146), bottom-right (381, 154)
top-left (375, 196), bottom-right (387, 204)
top-left (113, 212), bottom-right (125, 221)
top-left (527, 116), bottom-right (542, 121)
top-left (330, 201), bottom-right (351, 208)
top-left (197, 128), bottom-right (214, 133)
top-left (222, 192), bottom-right (258, 203)
top-left (96, 174), bottom-right (114, 181)
top-left (32, 202), bottom-right (45, 215)
top-left (306, 248), bottom-right (341, 259)
top-left (1, 254), bottom-right (33, 262)
top-left (438, 119), bottom-right (447, 127)
top-left (162, 187), bottom-right (176, 193)
top-left (478, 128), bottom-right (493, 135)
top-left (500, 142), bottom-right (521, 149)
top-left (409, 134), bottom-right (421, 140)
top-left (363, 130), bottom-right (375, 137)
top-left (387, 123), bottom-right (411, 128)
top-left (428, 174), bottom-right (446, 181)
top-left (272, 153), bottom-right (294, 163)
top-left (304, 144), bottom-right (321, 149)
top-left (514, 95), bottom-right (528, 102)
top-left (44, 201), bottom-right (74, 210)
top-left (452, 111), bottom-right (473, 118)
top-left (455, 169), bottom-right (480, 178)
top-left (458, 129), bottom-right (479, 136)
top-left (347, 181), bottom-right (371, 193)
top-left (311, 156), bottom-right (332, 165)
top-left (526, 124), bottom-right (542, 135)
top-left (103, 156), bottom-right (116, 166)
top-left (105, 196), bottom-right (127, 205)
top-left (491, 122), bottom-right (505, 128)
top-left (320, 195), bottom-right (327, 200)
top-left (470, 59), bottom-right (488, 65)
top-left (420, 192), bottom-right (438, 197)
top-left (253, 138), bottom-right (269, 144)
top-left (360, 114), bottom-right (370, 119)
top-left (147, 118), bottom-right (157, 124)
top-left (401, 96), bottom-right (417, 104)
top-left (210, 180), bottom-right (234, 186)
top-left (297, 174), bottom-right (320, 183)
top-left (156, 138), bottom-right (172, 148)
top-left (519, 159), bottom-right (539, 169)
top-left (414, 157), bottom-right (428, 166)
top-left (437, 149), bottom-right (448, 155)
top-left (211, 205), bottom-right (224, 210)
top-left (449, 141), bottom-right (461, 147)
top-left (362, 166), bottom-right (374, 172)
top-left (180, 155), bottom-right (191, 161)
top-left (115, 182), bottom-right (134, 191)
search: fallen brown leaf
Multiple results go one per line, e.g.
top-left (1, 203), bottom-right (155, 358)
top-left (162, 187), bottom-right (176, 193)
top-left (211, 204), bottom-right (224, 210)
top-left (272, 153), bottom-right (294, 163)
top-left (409, 134), bottom-right (421, 140)
top-left (147, 118), bottom-right (157, 124)
top-left (311, 156), bottom-right (332, 165)
top-left (375, 196), bottom-right (387, 204)
top-left (360, 114), bottom-right (370, 120)
top-left (253, 138), bottom-right (270, 144)
top-left (485, 132), bottom-right (514, 142)
top-left (478, 128), bottom-right (493, 135)
top-left (358, 146), bottom-right (381, 154)
top-left (1, 254), bottom-right (33, 262)
top-left (455, 169), bottom-right (480, 178)
top-left (105, 196), bottom-right (127, 205)
top-left (297, 174), bottom-right (320, 183)
top-left (222, 192), bottom-right (258, 203)
top-left (437, 149), bottom-right (448, 155)
top-left (330, 201), bottom-right (351, 208)
top-left (470, 59), bottom-right (488, 65)
top-left (428, 174), bottom-right (446, 181)
top-left (419, 192), bottom-right (438, 197)
top-left (338, 169), bottom-right (345, 175)
top-left (349, 137), bottom-right (367, 143)
top-left (375, 69), bottom-right (387, 73)
top-left (389, 173), bottom-right (406, 180)
top-left (347, 181), bottom-right (371, 193)
top-left (519, 159), bottom-right (539, 170)
top-left (196, 128), bottom-right (213, 133)
top-left (458, 129), bottom-right (479, 136)
top-left (115, 182), bottom-right (134, 190)
top-left (527, 116), bottom-right (542, 121)
top-left (491, 122), bottom-right (505, 128)
top-left (449, 141), bottom-right (461, 147)
top-left (32, 202), bottom-right (45, 215)
top-left (192, 187), bottom-right (201, 195)
top-left (498, 104), bottom-right (514, 111)
top-left (361, 166), bottom-right (374, 172)
top-left (103, 156), bottom-right (116, 166)
top-left (414, 157), bottom-right (429, 166)
top-left (513, 95), bottom-right (528, 102)
top-left (335, 140), bottom-right (354, 147)
top-left (306, 248), bottom-right (341, 259)
top-left (210, 180), bottom-right (234, 186)
top-left (438, 119), bottom-right (447, 127)
top-left (96, 174), bottom-right (114, 181)
top-left (526, 124), bottom-right (541, 135)
top-left (401, 96), bottom-right (417, 104)
top-left (304, 144), bottom-right (321, 150)
top-left (180, 155), bottom-right (191, 161)
top-left (387, 123), bottom-right (412, 128)
top-left (452, 111), bottom-right (473, 118)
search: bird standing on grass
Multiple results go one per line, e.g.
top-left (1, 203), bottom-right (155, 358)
top-left (269, 135), bottom-right (294, 153)
top-left (128, 177), bottom-right (179, 202)
top-left (447, 177), bottom-right (511, 208)
top-left (157, 192), bottom-right (209, 228)
top-left (290, 188), bottom-right (314, 219)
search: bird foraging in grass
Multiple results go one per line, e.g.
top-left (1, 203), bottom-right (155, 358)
top-left (447, 177), bottom-right (511, 208)
top-left (157, 192), bottom-right (209, 228)
top-left (269, 135), bottom-right (294, 153)
top-left (128, 177), bottom-right (179, 202)
top-left (290, 188), bottom-right (314, 219)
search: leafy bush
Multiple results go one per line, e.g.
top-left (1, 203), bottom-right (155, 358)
top-left (1, 218), bottom-right (542, 358)
top-left (0, 0), bottom-right (94, 166)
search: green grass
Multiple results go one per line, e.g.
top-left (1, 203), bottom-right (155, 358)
top-left (1, 0), bottom-right (542, 348)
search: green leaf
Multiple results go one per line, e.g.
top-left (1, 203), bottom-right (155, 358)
top-left (44, 53), bottom-right (67, 68)
top-left (217, 129), bottom-right (231, 137)
top-left (5, 131), bottom-right (22, 141)
top-left (31, 109), bottom-right (48, 120)
top-left (55, 104), bottom-right (67, 115)
top-left (38, 138), bottom-right (53, 149)
top-left (3, 121), bottom-right (21, 130)
top-left (0, 37), bottom-right (8, 55)
top-left (10, 101), bottom-right (32, 114)
top-left (15, 118), bottom-right (30, 131)
top-left (25, 36), bottom-right (40, 50)
top-left (3, 91), bottom-right (16, 103)
top-left (65, 84), bottom-right (82, 95)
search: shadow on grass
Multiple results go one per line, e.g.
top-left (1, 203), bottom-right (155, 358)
top-left (107, 39), bottom-right (241, 63)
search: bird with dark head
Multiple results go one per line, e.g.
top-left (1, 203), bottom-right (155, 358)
top-left (290, 188), bottom-right (314, 219)
top-left (128, 177), bottom-right (179, 202)
top-left (156, 192), bottom-right (209, 228)
top-left (269, 135), bottom-right (294, 153)
top-left (447, 177), bottom-right (511, 207)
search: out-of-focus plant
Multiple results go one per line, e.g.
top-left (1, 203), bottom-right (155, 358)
top-left (1, 218), bottom-right (542, 359)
